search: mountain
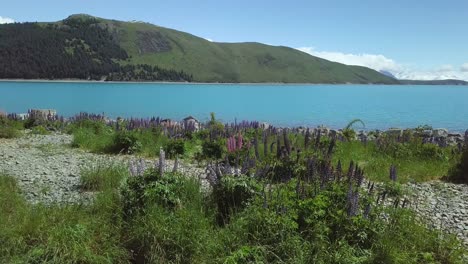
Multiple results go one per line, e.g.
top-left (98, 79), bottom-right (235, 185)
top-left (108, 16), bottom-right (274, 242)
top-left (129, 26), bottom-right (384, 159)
top-left (379, 70), bottom-right (397, 79)
top-left (399, 79), bottom-right (468, 85)
top-left (0, 14), bottom-right (398, 84)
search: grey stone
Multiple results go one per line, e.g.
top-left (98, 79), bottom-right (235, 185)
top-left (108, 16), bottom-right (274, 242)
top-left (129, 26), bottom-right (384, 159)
top-left (433, 128), bottom-right (449, 137)
top-left (386, 128), bottom-right (403, 137)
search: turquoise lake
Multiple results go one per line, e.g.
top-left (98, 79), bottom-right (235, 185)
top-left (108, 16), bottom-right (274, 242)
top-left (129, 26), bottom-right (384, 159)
top-left (1, 81), bottom-right (467, 131)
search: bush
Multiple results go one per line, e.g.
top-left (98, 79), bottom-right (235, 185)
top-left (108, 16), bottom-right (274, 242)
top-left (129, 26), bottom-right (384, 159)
top-left (201, 140), bottom-right (225, 160)
top-left (417, 143), bottom-right (447, 160)
top-left (212, 175), bottom-right (261, 225)
top-left (109, 131), bottom-right (142, 154)
top-left (121, 170), bottom-right (200, 218)
top-left (165, 139), bottom-right (185, 159)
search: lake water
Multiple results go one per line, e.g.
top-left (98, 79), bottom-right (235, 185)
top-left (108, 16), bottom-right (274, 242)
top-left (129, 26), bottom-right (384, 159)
top-left (1, 81), bottom-right (467, 131)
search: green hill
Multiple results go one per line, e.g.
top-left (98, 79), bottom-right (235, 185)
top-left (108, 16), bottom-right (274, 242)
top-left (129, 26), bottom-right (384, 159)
top-left (0, 14), bottom-right (398, 84)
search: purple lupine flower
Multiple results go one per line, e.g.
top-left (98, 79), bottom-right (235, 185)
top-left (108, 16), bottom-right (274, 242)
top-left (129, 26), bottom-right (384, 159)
top-left (263, 131), bottom-right (268, 157)
top-left (389, 165), bottom-right (397, 182)
top-left (237, 133), bottom-right (243, 150)
top-left (402, 199), bottom-right (408, 208)
top-left (159, 147), bottom-right (165, 177)
top-left (347, 161), bottom-right (355, 183)
top-left (129, 160), bottom-right (138, 177)
top-left (129, 159), bottom-right (146, 177)
top-left (304, 128), bottom-right (311, 149)
top-left (346, 182), bottom-right (356, 217)
top-left (326, 138), bottom-right (336, 158)
top-left (137, 158), bottom-right (146, 176)
top-left (355, 168), bottom-right (364, 187)
top-left (363, 203), bottom-right (371, 219)
top-left (336, 160), bottom-right (343, 181)
top-left (205, 164), bottom-right (219, 187)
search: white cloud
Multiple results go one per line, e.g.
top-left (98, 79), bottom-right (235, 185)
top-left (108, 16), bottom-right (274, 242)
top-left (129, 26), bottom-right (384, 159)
top-left (296, 47), bottom-right (401, 72)
top-left (396, 69), bottom-right (468, 81)
top-left (461, 63), bottom-right (468, 72)
top-left (0, 16), bottom-right (15, 24)
top-left (204, 37), bottom-right (213, 42)
top-left (437, 64), bottom-right (454, 72)
top-left (296, 47), bottom-right (468, 81)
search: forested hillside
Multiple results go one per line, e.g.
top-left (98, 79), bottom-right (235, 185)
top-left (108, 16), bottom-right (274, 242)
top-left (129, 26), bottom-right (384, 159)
top-left (0, 14), bottom-right (396, 83)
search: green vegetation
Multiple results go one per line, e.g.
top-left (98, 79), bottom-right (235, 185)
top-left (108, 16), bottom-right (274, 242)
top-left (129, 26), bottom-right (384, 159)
top-left (2, 114), bottom-right (467, 262)
top-left (333, 140), bottom-right (457, 182)
top-left (0, 174), bottom-right (129, 263)
top-left (0, 116), bottom-right (22, 138)
top-left (0, 14), bottom-right (397, 83)
top-left (80, 161), bottom-right (128, 191)
top-left (69, 119), bottom-right (168, 156)
top-left (448, 144), bottom-right (468, 184)
top-left (1, 160), bottom-right (464, 263)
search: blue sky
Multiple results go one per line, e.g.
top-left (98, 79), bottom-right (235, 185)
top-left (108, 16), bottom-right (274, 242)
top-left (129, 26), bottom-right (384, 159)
top-left (1, 0), bottom-right (468, 80)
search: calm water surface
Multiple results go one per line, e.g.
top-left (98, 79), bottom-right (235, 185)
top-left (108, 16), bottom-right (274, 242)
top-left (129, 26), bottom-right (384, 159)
top-left (1, 81), bottom-right (467, 130)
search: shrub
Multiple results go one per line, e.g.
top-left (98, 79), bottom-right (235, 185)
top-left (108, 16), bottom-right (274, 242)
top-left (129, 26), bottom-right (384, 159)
top-left (165, 139), bottom-right (185, 159)
top-left (121, 170), bottom-right (199, 218)
top-left (110, 131), bottom-right (142, 154)
top-left (417, 143), bottom-right (447, 160)
top-left (201, 140), bottom-right (225, 160)
top-left (211, 175), bottom-right (261, 225)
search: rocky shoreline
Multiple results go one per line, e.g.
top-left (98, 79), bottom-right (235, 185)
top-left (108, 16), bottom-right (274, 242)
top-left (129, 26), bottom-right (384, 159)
top-left (0, 132), bottom-right (205, 204)
top-left (0, 132), bottom-right (467, 247)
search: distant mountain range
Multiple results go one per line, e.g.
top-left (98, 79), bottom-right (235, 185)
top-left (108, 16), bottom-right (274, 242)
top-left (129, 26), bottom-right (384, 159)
top-left (399, 79), bottom-right (468, 85)
top-left (0, 14), bottom-right (465, 85)
top-left (379, 70), bottom-right (467, 85)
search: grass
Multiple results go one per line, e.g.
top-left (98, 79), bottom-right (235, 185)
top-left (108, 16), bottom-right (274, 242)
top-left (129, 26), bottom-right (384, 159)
top-left (71, 126), bottom-right (115, 153)
top-left (70, 123), bottom-right (459, 183)
top-left (0, 174), bottom-right (129, 263)
top-left (0, 126), bottom-right (20, 138)
top-left (36, 143), bottom-right (68, 156)
top-left (332, 141), bottom-right (458, 182)
top-left (80, 160), bottom-right (128, 191)
top-left (1, 158), bottom-right (465, 264)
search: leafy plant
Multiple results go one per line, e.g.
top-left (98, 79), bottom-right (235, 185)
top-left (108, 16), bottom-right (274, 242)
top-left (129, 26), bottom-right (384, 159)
top-left (110, 131), bottom-right (142, 154)
top-left (211, 175), bottom-right (261, 225)
top-left (201, 140), bottom-right (225, 160)
top-left (165, 139), bottom-right (185, 159)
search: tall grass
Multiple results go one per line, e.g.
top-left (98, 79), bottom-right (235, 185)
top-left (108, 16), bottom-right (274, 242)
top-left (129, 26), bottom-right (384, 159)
top-left (80, 160), bottom-right (128, 191)
top-left (333, 141), bottom-right (458, 182)
top-left (0, 117), bottom-right (23, 138)
top-left (0, 174), bottom-right (129, 263)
